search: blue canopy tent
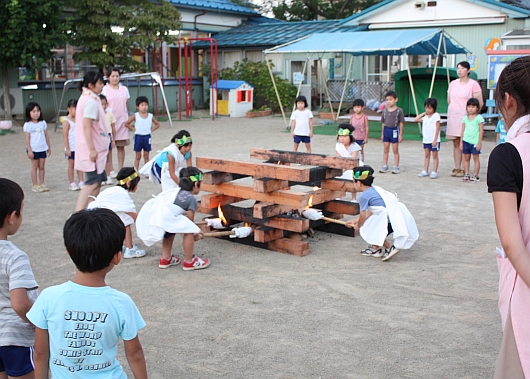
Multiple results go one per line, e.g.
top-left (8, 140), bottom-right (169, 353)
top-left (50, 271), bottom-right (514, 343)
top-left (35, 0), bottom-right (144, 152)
top-left (264, 28), bottom-right (471, 125)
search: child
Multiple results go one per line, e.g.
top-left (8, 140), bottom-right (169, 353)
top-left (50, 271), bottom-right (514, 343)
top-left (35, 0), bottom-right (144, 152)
top-left (0, 178), bottom-right (39, 378)
top-left (27, 208), bottom-right (147, 378)
top-left (62, 99), bottom-right (84, 191)
top-left (290, 95), bottom-right (313, 153)
top-left (414, 98), bottom-right (441, 179)
top-left (24, 102), bottom-right (51, 192)
top-left (336, 123), bottom-right (362, 201)
top-left (350, 99), bottom-right (369, 161)
top-left (379, 91), bottom-right (404, 174)
top-left (125, 96), bottom-right (160, 171)
top-left (460, 98), bottom-right (484, 182)
top-left (137, 167), bottom-right (210, 271)
top-left (87, 167), bottom-right (146, 259)
top-left (495, 116), bottom-right (507, 145)
top-left (100, 94), bottom-right (117, 185)
top-left (140, 130), bottom-right (193, 191)
top-left (346, 165), bottom-right (418, 261)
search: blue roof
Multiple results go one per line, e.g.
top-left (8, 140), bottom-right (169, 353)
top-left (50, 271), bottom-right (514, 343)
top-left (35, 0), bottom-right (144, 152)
top-left (210, 80), bottom-right (253, 90)
top-left (168, 0), bottom-right (259, 15)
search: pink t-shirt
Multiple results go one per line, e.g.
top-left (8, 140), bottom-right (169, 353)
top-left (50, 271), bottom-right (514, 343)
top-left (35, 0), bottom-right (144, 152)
top-left (446, 79), bottom-right (481, 137)
top-left (102, 84), bottom-right (130, 141)
top-left (350, 113), bottom-right (367, 140)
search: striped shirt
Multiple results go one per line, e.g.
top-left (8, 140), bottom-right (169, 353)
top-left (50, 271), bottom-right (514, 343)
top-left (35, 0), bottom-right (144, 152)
top-left (0, 240), bottom-right (38, 346)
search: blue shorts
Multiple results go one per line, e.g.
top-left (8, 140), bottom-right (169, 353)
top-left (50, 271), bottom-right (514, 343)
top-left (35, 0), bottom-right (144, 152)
top-left (294, 135), bottom-right (310, 144)
top-left (108, 133), bottom-right (113, 151)
top-left (27, 150), bottom-right (47, 160)
top-left (134, 134), bottom-right (152, 152)
top-left (382, 126), bottom-right (399, 143)
top-left (0, 346), bottom-right (34, 376)
top-left (65, 151), bottom-right (75, 160)
top-left (423, 143), bottom-right (440, 151)
top-left (84, 169), bottom-right (107, 186)
top-left (356, 139), bottom-right (365, 146)
top-left (462, 140), bottom-right (481, 155)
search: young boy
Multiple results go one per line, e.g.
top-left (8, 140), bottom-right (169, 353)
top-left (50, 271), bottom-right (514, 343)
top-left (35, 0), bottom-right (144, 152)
top-left (125, 96), bottom-right (160, 171)
top-left (380, 91), bottom-right (404, 174)
top-left (0, 178), bottom-right (39, 379)
top-left (100, 94), bottom-right (117, 185)
top-left (27, 208), bottom-right (147, 378)
top-left (346, 166), bottom-right (418, 261)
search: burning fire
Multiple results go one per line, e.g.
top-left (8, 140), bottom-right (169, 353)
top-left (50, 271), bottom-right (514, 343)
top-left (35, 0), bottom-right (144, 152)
top-left (277, 161), bottom-right (281, 165)
top-left (217, 204), bottom-right (228, 225)
top-left (313, 186), bottom-right (321, 191)
top-left (306, 195), bottom-right (313, 209)
top-left (244, 222), bottom-right (250, 227)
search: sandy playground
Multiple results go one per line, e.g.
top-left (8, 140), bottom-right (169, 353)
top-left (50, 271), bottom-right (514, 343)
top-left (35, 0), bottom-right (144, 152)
top-left (0, 111), bottom-right (501, 378)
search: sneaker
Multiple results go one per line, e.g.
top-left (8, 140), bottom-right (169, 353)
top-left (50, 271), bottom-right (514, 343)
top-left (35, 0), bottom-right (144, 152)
top-left (350, 199), bottom-right (358, 203)
top-left (360, 247), bottom-right (383, 257)
top-left (462, 174), bottom-right (470, 182)
top-left (391, 166), bottom-right (400, 174)
top-left (382, 245), bottom-right (400, 261)
top-left (69, 182), bottom-right (80, 191)
top-left (159, 255), bottom-right (181, 268)
top-left (110, 170), bottom-right (117, 178)
top-left (451, 168), bottom-right (458, 177)
top-left (182, 256), bottom-right (210, 271)
top-left (455, 169), bottom-right (465, 178)
top-left (39, 184), bottom-right (49, 192)
top-left (418, 170), bottom-right (428, 177)
top-left (32, 185), bottom-right (41, 193)
top-left (123, 245), bottom-right (146, 259)
top-left (379, 165), bottom-right (389, 173)
top-left (78, 181), bottom-right (85, 189)
top-left (105, 178), bottom-right (113, 185)
top-left (470, 175), bottom-right (480, 183)
top-left (430, 172), bottom-right (438, 179)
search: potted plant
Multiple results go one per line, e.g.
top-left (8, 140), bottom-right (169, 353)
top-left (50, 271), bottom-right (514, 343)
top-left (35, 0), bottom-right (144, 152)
top-left (259, 105), bottom-right (272, 117)
top-left (246, 109), bottom-right (261, 118)
top-left (318, 107), bottom-right (336, 120)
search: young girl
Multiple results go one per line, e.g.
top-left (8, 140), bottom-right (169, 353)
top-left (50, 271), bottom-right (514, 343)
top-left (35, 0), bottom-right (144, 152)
top-left (414, 98), bottom-right (441, 179)
top-left (487, 55), bottom-right (530, 378)
top-left (350, 99), bottom-right (369, 161)
top-left (290, 95), bottom-right (313, 153)
top-left (460, 98), bottom-right (484, 182)
top-left (140, 129), bottom-right (193, 191)
top-left (24, 102), bottom-right (51, 193)
top-left (335, 124), bottom-right (362, 201)
top-left (100, 94), bottom-right (117, 186)
top-left (87, 167), bottom-right (146, 259)
top-left (62, 99), bottom-right (84, 191)
top-left (136, 167), bottom-right (210, 271)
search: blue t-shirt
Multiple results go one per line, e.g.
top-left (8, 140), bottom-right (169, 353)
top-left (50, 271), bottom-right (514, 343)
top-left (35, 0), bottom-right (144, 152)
top-left (495, 119), bottom-right (507, 145)
top-left (27, 281), bottom-right (145, 379)
top-left (359, 186), bottom-right (385, 211)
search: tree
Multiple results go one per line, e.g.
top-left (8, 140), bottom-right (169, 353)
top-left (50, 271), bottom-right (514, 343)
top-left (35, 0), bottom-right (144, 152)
top-left (0, 0), bottom-right (67, 120)
top-left (68, 0), bottom-right (182, 72)
top-left (265, 0), bottom-right (383, 21)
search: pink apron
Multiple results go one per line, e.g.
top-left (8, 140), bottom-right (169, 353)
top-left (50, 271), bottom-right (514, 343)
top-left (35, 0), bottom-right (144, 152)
top-left (103, 84), bottom-right (129, 141)
top-left (446, 79), bottom-right (481, 137)
top-left (497, 132), bottom-right (530, 377)
top-left (74, 89), bottom-right (109, 174)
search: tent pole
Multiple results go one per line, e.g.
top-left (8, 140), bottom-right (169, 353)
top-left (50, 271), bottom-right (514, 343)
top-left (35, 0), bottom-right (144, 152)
top-left (320, 59), bottom-right (335, 119)
top-left (266, 58), bottom-right (288, 128)
top-left (336, 55), bottom-right (354, 121)
top-left (443, 37), bottom-right (450, 86)
top-left (405, 54), bottom-right (421, 134)
top-left (292, 58), bottom-right (309, 114)
top-left (429, 33), bottom-right (443, 98)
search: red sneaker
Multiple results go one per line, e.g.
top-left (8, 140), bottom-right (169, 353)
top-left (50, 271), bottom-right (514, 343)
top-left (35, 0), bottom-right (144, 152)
top-left (159, 255), bottom-right (181, 269)
top-left (182, 256), bottom-right (210, 271)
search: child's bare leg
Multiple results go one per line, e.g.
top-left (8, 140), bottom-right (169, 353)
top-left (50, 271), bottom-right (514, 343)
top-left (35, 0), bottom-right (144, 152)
top-left (38, 158), bottom-right (46, 185)
top-left (162, 234), bottom-right (176, 261)
top-left (106, 149), bottom-right (113, 175)
top-left (432, 150), bottom-right (439, 173)
top-left (360, 145), bottom-right (365, 162)
top-left (125, 225), bottom-right (133, 249)
top-left (143, 151), bottom-right (150, 167)
top-left (30, 159), bottom-right (38, 186)
top-left (134, 151), bottom-right (141, 171)
top-left (473, 154), bottom-right (480, 177)
top-left (463, 154), bottom-right (471, 175)
top-left (392, 143), bottom-right (400, 167)
top-left (305, 142), bottom-right (311, 153)
top-left (382, 142), bottom-right (390, 166)
top-left (75, 182), bottom-right (100, 211)
top-left (117, 146), bottom-right (125, 170)
top-left (77, 170), bottom-right (84, 183)
top-left (68, 159), bottom-right (75, 183)
top-left (424, 148), bottom-right (430, 172)
top-left (293, 142), bottom-right (300, 152)
top-left (383, 240), bottom-right (392, 249)
top-left (182, 233), bottom-right (195, 262)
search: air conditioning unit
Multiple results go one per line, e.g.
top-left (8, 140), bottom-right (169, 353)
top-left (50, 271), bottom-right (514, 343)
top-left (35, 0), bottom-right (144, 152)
top-left (0, 88), bottom-right (24, 116)
top-left (415, 1), bottom-right (425, 9)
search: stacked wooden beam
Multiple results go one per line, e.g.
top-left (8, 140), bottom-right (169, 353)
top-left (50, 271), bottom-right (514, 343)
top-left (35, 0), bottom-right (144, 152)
top-left (196, 149), bottom-right (359, 257)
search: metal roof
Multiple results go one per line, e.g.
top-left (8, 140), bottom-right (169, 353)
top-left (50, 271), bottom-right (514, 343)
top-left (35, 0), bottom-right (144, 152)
top-left (210, 80), bottom-right (253, 89)
top-left (168, 0), bottom-right (259, 15)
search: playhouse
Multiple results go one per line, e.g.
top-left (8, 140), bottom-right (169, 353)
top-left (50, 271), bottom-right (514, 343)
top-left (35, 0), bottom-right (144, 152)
top-left (210, 80), bottom-right (253, 117)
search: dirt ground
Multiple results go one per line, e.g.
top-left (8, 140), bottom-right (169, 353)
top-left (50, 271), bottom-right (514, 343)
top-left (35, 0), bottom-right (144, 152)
top-left (0, 111), bottom-right (501, 378)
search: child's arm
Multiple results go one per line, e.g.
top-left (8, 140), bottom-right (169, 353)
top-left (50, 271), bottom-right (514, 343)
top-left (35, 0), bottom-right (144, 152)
top-left (413, 112), bottom-right (425, 123)
top-left (187, 209), bottom-right (195, 221)
top-left (125, 114), bottom-right (136, 132)
top-left (346, 210), bottom-right (368, 229)
top-left (186, 151), bottom-right (193, 167)
top-left (62, 121), bottom-right (71, 156)
top-left (167, 154), bottom-right (179, 185)
top-left (124, 336), bottom-right (148, 379)
top-left (460, 122), bottom-right (466, 150)
top-left (290, 119), bottom-right (296, 136)
top-left (364, 115), bottom-right (369, 144)
top-left (111, 120), bottom-right (117, 149)
top-left (33, 327), bottom-right (50, 379)
top-left (126, 212), bottom-right (138, 221)
top-left (24, 131), bottom-right (34, 159)
top-left (380, 123), bottom-right (385, 141)
top-left (496, 132), bottom-right (500, 144)
top-left (433, 120), bottom-right (441, 146)
top-left (476, 121), bottom-right (484, 151)
top-left (44, 129), bottom-right (51, 156)
top-left (309, 116), bottom-right (313, 138)
top-left (151, 116), bottom-right (160, 132)
top-left (10, 288), bottom-right (34, 324)
top-left (398, 121), bottom-right (404, 143)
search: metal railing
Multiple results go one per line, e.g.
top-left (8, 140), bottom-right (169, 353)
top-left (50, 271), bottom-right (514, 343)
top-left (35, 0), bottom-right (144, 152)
top-left (325, 80), bottom-right (394, 103)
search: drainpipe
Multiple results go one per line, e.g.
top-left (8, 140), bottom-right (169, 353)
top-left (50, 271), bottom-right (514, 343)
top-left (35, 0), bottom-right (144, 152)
top-left (193, 10), bottom-right (206, 38)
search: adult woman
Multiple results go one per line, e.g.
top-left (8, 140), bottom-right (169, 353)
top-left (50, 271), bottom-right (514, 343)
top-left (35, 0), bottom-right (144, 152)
top-left (446, 61), bottom-right (483, 177)
top-left (488, 56), bottom-right (530, 378)
top-left (74, 71), bottom-right (110, 211)
top-left (102, 68), bottom-right (130, 175)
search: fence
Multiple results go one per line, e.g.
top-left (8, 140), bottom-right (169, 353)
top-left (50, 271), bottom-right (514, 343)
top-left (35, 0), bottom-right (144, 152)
top-left (325, 80), bottom-right (394, 103)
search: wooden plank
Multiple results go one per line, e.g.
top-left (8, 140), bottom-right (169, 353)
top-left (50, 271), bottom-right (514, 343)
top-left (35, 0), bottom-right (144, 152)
top-left (253, 202), bottom-right (296, 218)
top-left (202, 171), bottom-right (247, 185)
top-left (320, 178), bottom-right (356, 193)
top-left (254, 226), bottom-right (284, 243)
top-left (250, 148), bottom-right (359, 170)
top-left (200, 193), bottom-right (244, 208)
top-left (316, 200), bottom-right (360, 216)
top-left (253, 178), bottom-right (290, 193)
top-left (268, 238), bottom-right (310, 257)
top-left (312, 222), bottom-right (356, 238)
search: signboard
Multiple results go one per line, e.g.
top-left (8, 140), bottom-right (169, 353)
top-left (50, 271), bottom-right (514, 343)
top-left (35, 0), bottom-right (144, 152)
top-left (487, 50), bottom-right (530, 89)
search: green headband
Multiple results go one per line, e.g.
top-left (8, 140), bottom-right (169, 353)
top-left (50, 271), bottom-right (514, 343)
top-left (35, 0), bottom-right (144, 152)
top-left (353, 170), bottom-right (371, 180)
top-left (337, 128), bottom-right (352, 136)
top-left (189, 172), bottom-right (203, 182)
top-left (177, 136), bottom-right (192, 146)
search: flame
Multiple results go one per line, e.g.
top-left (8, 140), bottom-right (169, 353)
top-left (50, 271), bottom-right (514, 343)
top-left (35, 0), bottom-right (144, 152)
top-left (217, 204), bottom-right (227, 225)
top-left (277, 161), bottom-right (281, 165)
top-left (244, 222), bottom-right (250, 227)
top-left (306, 195), bottom-right (313, 209)
top-left (313, 186), bottom-right (321, 191)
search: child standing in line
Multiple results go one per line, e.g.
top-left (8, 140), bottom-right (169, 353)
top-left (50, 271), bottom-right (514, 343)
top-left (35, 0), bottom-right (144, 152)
top-left (87, 167), bottom-right (146, 259)
top-left (336, 123), bottom-right (362, 201)
top-left (125, 96), bottom-right (160, 171)
top-left (380, 91), bottom-right (404, 174)
top-left (137, 167), bottom-right (210, 271)
top-left (62, 99), bottom-right (84, 191)
top-left (346, 166), bottom-right (418, 261)
top-left (350, 99), bottom-right (369, 162)
top-left (27, 208), bottom-right (147, 378)
top-left (290, 95), bottom-right (313, 153)
top-left (0, 178), bottom-right (39, 379)
top-left (414, 98), bottom-right (441, 179)
top-left (100, 94), bottom-right (117, 186)
top-left (495, 116), bottom-right (507, 145)
top-left (24, 102), bottom-right (51, 193)
top-left (460, 98), bottom-right (485, 182)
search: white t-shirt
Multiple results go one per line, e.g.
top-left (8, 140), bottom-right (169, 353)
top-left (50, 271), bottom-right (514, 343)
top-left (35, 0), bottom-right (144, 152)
top-left (421, 112), bottom-right (441, 144)
top-left (134, 113), bottom-right (153, 136)
top-left (84, 98), bottom-right (99, 121)
top-left (23, 120), bottom-right (48, 152)
top-left (65, 118), bottom-right (76, 152)
top-left (290, 109), bottom-right (313, 136)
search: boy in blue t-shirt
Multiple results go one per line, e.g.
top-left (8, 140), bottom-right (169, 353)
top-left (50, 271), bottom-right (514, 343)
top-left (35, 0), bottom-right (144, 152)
top-left (495, 117), bottom-right (507, 145)
top-left (27, 208), bottom-right (147, 378)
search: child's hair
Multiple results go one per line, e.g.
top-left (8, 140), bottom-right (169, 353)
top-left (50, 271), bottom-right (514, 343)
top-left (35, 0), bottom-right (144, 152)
top-left (353, 165), bottom-right (375, 186)
top-left (424, 98), bottom-right (437, 112)
top-left (295, 95), bottom-right (308, 108)
top-left (457, 61), bottom-right (471, 71)
top-left (385, 91), bottom-right (398, 99)
top-left (63, 208), bottom-right (125, 273)
top-left (466, 98), bottom-right (480, 109)
top-left (109, 67), bottom-right (121, 76)
top-left (179, 167), bottom-right (203, 191)
top-left (136, 96), bottom-right (149, 107)
top-left (116, 167), bottom-right (140, 191)
top-left (171, 130), bottom-right (192, 148)
top-left (99, 94), bottom-right (107, 103)
top-left (25, 102), bottom-right (43, 122)
top-left (0, 178), bottom-right (24, 229)
top-left (337, 123), bottom-right (355, 143)
top-left (352, 99), bottom-right (365, 107)
top-left (495, 56), bottom-right (530, 122)
top-left (77, 71), bottom-right (104, 92)
top-left (66, 99), bottom-right (78, 116)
